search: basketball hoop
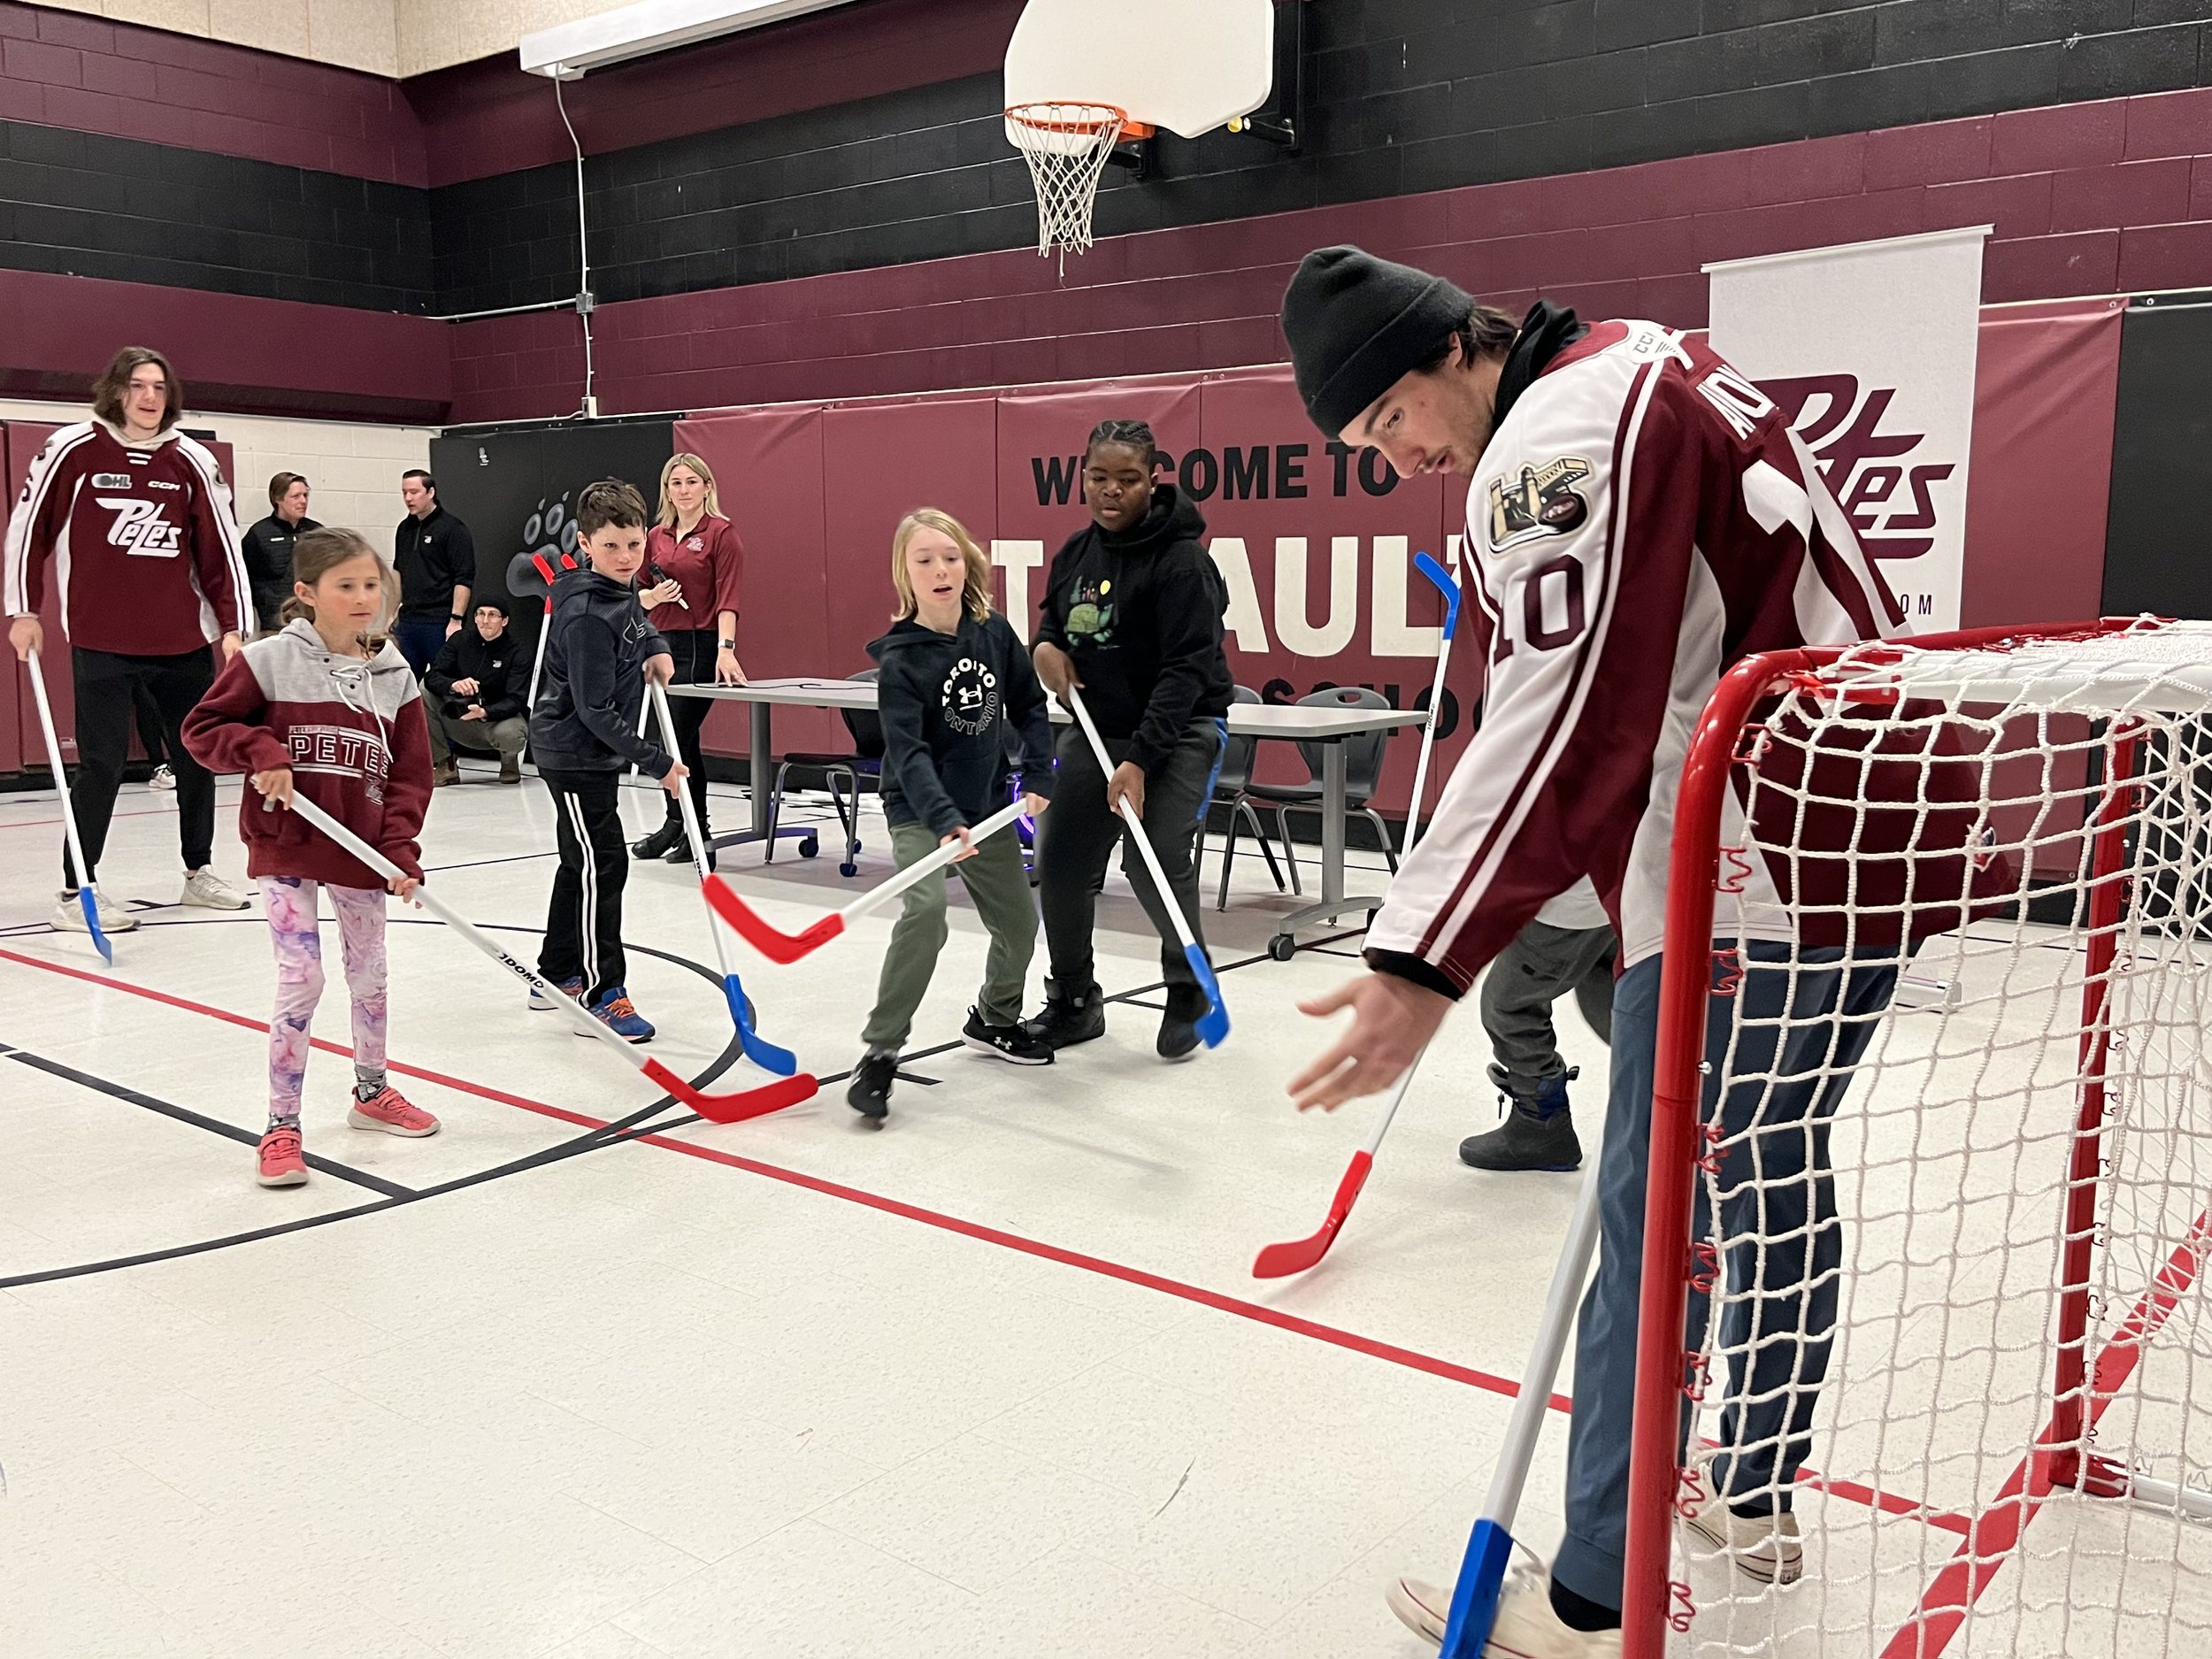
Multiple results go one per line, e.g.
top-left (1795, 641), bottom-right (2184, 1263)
top-left (1004, 101), bottom-right (1130, 261)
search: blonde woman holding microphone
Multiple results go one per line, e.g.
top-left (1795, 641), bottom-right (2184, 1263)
top-left (632, 451), bottom-right (747, 865)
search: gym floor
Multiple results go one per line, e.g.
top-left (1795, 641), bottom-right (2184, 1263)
top-left (0, 761), bottom-right (1608, 1659)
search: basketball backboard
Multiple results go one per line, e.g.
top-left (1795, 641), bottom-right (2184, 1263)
top-left (1002, 0), bottom-right (1275, 141)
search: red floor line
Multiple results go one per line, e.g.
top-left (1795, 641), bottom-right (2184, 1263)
top-left (1, 940), bottom-right (2016, 1533)
top-left (1877, 1206), bottom-right (2212, 1659)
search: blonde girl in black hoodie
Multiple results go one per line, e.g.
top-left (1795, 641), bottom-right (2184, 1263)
top-left (847, 509), bottom-right (1055, 1122)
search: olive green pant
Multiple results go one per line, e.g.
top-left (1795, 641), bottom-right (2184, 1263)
top-left (860, 818), bottom-right (1038, 1050)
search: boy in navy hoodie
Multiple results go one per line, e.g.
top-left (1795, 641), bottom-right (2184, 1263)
top-left (846, 509), bottom-right (1054, 1122)
top-left (529, 479), bottom-right (686, 1041)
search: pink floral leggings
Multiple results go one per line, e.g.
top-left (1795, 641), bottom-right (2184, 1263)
top-left (262, 875), bottom-right (388, 1125)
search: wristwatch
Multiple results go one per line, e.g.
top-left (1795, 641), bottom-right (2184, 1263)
top-left (449, 612), bottom-right (465, 622)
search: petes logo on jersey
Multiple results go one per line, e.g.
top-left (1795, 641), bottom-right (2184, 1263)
top-left (1486, 456), bottom-right (1592, 552)
top-left (96, 495), bottom-right (183, 557)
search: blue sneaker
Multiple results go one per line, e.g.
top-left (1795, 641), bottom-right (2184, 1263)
top-left (583, 986), bottom-right (655, 1043)
top-left (530, 975), bottom-right (584, 1012)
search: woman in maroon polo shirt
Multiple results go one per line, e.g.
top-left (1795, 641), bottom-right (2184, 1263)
top-left (631, 450), bottom-right (747, 864)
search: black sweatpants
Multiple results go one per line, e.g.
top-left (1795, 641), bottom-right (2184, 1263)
top-left (1038, 718), bottom-right (1225, 1017)
top-left (539, 769), bottom-right (630, 1001)
top-left (64, 645), bottom-right (217, 887)
top-left (649, 630), bottom-right (718, 832)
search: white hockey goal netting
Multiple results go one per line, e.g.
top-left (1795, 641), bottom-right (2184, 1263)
top-left (1624, 619), bottom-right (2212, 1659)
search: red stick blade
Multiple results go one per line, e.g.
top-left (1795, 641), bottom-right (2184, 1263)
top-left (644, 1057), bottom-right (819, 1123)
top-left (1251, 1149), bottom-right (1374, 1279)
top-left (702, 877), bottom-right (842, 964)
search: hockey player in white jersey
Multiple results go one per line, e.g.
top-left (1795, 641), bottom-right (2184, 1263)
top-left (1278, 248), bottom-right (1937, 1654)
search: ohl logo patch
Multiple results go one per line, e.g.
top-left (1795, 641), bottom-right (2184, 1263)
top-left (95, 496), bottom-right (183, 557)
top-left (1485, 456), bottom-right (1593, 553)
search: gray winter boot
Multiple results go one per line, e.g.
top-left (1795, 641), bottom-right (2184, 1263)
top-left (1459, 1068), bottom-right (1582, 1172)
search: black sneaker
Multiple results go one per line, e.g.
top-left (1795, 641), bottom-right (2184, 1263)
top-left (1023, 979), bottom-right (1106, 1050)
top-left (1156, 1013), bottom-right (1202, 1062)
top-left (667, 837), bottom-right (714, 871)
top-left (846, 1049), bottom-right (896, 1123)
top-left (963, 1007), bottom-right (1054, 1065)
top-left (1459, 1073), bottom-right (1581, 1171)
top-left (632, 819), bottom-right (683, 860)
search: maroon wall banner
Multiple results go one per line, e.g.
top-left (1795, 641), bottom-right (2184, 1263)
top-left (678, 303), bottom-right (2124, 817)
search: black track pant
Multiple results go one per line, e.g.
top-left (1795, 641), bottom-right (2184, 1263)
top-left (1037, 718), bottom-right (1225, 1017)
top-left (539, 769), bottom-right (630, 1001)
top-left (64, 645), bottom-right (217, 887)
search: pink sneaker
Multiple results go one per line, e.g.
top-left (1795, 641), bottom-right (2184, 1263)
top-left (257, 1126), bottom-right (308, 1187)
top-left (347, 1085), bottom-right (440, 1137)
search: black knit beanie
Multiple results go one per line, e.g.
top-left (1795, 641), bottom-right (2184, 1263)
top-left (1280, 246), bottom-right (1476, 436)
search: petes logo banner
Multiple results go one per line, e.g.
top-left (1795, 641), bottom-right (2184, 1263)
top-left (1706, 225), bottom-right (1989, 633)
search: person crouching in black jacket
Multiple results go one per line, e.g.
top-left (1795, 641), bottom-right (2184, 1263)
top-left (1028, 419), bottom-right (1234, 1063)
top-left (424, 596), bottom-right (527, 785)
top-left (527, 480), bottom-right (684, 1041)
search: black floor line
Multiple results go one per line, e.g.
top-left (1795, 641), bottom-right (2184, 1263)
top-left (0, 915), bottom-right (1352, 1287)
top-left (0, 1042), bottom-right (414, 1199)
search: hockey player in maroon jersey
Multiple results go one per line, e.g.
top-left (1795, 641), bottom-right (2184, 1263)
top-left (4, 346), bottom-right (254, 931)
top-left (1279, 250), bottom-right (1920, 1654)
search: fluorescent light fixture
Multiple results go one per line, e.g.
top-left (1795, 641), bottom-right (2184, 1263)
top-left (520, 0), bottom-right (859, 80)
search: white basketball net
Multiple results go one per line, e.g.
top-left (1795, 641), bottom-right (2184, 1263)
top-left (1006, 102), bottom-right (1125, 262)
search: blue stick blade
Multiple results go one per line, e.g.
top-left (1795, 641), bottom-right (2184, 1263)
top-left (1183, 944), bottom-right (1231, 1047)
top-left (726, 973), bottom-right (798, 1076)
top-left (1414, 550), bottom-right (1463, 640)
top-left (81, 890), bottom-right (113, 965)
top-left (1440, 1519), bottom-right (1516, 1658)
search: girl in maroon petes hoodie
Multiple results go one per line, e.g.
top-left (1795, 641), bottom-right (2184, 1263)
top-left (182, 527), bottom-right (438, 1189)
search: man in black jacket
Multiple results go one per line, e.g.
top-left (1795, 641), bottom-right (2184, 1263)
top-left (393, 469), bottom-right (475, 680)
top-left (1028, 418), bottom-right (1234, 1062)
top-left (424, 598), bottom-right (527, 785)
top-left (241, 471), bottom-right (319, 635)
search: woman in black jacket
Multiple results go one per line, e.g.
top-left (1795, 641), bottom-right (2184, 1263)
top-left (1027, 419), bottom-right (1233, 1062)
top-left (242, 472), bottom-right (319, 636)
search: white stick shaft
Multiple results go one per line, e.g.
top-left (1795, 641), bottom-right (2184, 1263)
top-left (1363, 1044), bottom-right (1427, 1156)
top-left (281, 791), bottom-right (651, 1070)
top-left (1063, 685), bottom-right (1199, 951)
top-left (1402, 624), bottom-right (1455, 861)
top-left (26, 650), bottom-right (98, 891)
top-left (648, 684), bottom-right (741, 981)
top-left (524, 597), bottom-right (552, 715)
top-left (841, 797), bottom-right (1029, 922)
top-left (1479, 1161), bottom-right (1602, 1526)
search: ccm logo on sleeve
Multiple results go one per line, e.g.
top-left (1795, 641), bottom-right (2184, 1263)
top-left (1486, 456), bottom-right (1592, 551)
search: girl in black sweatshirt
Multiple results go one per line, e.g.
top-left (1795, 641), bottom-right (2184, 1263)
top-left (847, 509), bottom-right (1055, 1122)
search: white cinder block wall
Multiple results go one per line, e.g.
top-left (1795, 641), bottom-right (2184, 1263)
top-left (1, 400), bottom-right (437, 544)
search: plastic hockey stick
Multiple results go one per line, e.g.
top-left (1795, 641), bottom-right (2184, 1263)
top-left (647, 682), bottom-right (798, 1076)
top-left (1251, 553), bottom-right (1461, 1279)
top-left (1062, 683), bottom-right (1229, 1047)
top-left (705, 796), bottom-right (1029, 964)
top-left (1439, 1163), bottom-right (1602, 1656)
top-left (1251, 1046), bottom-right (1426, 1278)
top-left (280, 792), bottom-right (816, 1123)
top-left (1404, 550), bottom-right (1462, 860)
top-left (26, 649), bottom-right (112, 963)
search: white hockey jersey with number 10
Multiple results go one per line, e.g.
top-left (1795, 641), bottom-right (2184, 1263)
top-left (1367, 319), bottom-right (1916, 992)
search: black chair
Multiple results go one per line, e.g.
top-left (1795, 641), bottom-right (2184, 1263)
top-left (764, 669), bottom-right (882, 877)
top-left (1208, 686), bottom-right (1293, 910)
top-left (1240, 685), bottom-right (1402, 887)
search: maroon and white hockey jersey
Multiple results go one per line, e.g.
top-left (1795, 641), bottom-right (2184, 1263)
top-left (2, 419), bottom-right (250, 657)
top-left (1370, 319), bottom-right (1909, 991)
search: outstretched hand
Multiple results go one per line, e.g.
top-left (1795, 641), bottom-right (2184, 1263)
top-left (1287, 970), bottom-right (1453, 1112)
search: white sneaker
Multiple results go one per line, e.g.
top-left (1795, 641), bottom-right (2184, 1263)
top-left (1385, 1564), bottom-right (1621, 1656)
top-left (1678, 1463), bottom-right (1802, 1585)
top-left (52, 887), bottom-right (140, 934)
top-left (148, 764), bottom-right (175, 790)
top-left (180, 866), bottom-right (250, 910)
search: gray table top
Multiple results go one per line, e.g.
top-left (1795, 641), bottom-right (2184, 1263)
top-left (671, 679), bottom-right (1429, 738)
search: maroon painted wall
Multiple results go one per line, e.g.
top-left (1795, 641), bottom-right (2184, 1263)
top-left (0, 267), bottom-right (450, 423)
top-left (0, 1), bottom-right (425, 184)
top-left (446, 88), bottom-right (2212, 426)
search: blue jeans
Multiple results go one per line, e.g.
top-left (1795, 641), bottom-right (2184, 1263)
top-left (1552, 941), bottom-right (1899, 1612)
top-left (392, 615), bottom-right (447, 682)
